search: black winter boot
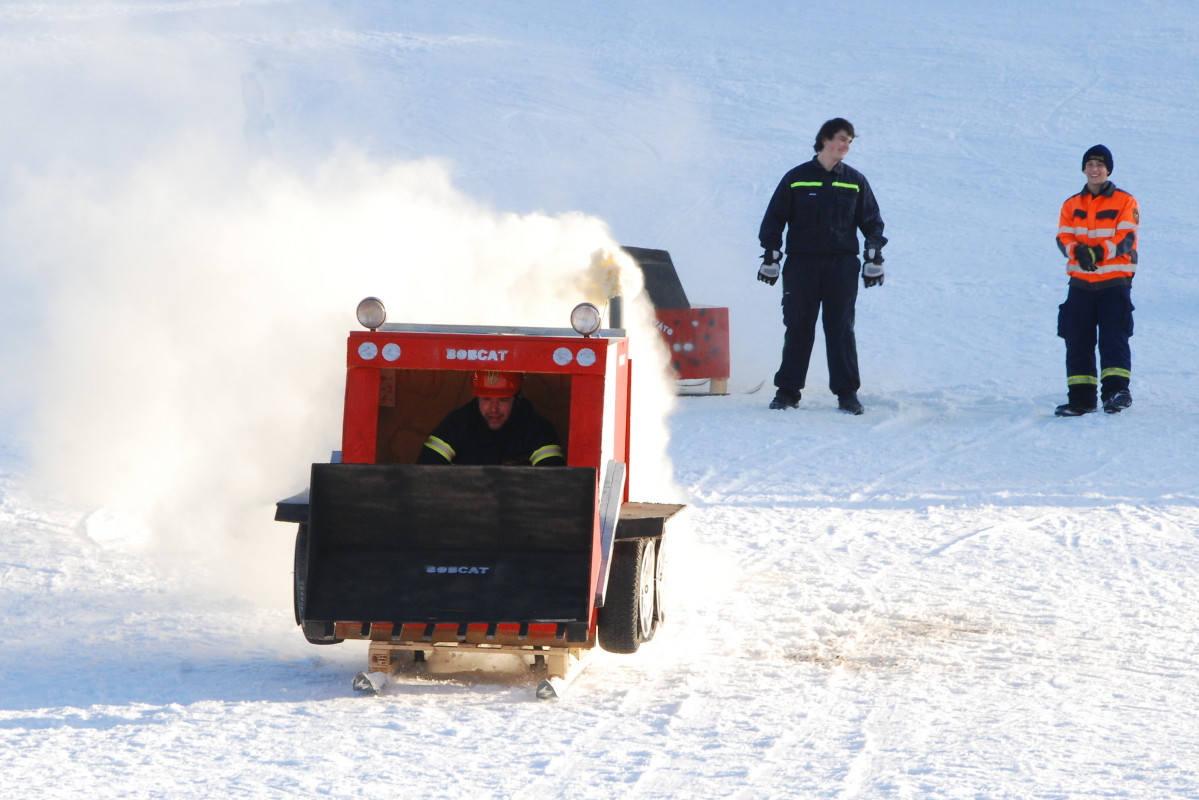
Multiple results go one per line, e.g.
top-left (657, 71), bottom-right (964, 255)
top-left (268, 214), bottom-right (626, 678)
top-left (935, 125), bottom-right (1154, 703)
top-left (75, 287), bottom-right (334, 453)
top-left (1103, 389), bottom-right (1132, 414)
top-left (837, 391), bottom-right (864, 415)
top-left (769, 388), bottom-right (800, 410)
top-left (1054, 401), bottom-right (1097, 417)
top-left (1056, 385), bottom-right (1098, 417)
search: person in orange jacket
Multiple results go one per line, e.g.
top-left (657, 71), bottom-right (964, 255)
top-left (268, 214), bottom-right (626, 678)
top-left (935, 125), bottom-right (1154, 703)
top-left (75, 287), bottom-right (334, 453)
top-left (1053, 144), bottom-right (1139, 416)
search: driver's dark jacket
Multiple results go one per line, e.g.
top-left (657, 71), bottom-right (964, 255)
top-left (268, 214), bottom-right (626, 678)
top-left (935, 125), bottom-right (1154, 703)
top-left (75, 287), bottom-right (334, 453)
top-left (416, 397), bottom-right (565, 466)
top-left (759, 156), bottom-right (887, 256)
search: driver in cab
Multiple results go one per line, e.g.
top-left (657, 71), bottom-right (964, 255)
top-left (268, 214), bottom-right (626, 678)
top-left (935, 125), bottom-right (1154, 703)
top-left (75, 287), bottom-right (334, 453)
top-left (417, 370), bottom-right (566, 466)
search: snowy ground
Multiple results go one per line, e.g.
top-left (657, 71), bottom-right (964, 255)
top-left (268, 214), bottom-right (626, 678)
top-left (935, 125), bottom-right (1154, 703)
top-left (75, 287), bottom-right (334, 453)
top-left (5, 388), bottom-right (1199, 799)
top-left (3, 1), bottom-right (1199, 798)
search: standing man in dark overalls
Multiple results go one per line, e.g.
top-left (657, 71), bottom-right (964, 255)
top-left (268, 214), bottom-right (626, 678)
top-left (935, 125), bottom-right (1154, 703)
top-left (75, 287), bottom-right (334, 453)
top-left (757, 118), bottom-right (887, 415)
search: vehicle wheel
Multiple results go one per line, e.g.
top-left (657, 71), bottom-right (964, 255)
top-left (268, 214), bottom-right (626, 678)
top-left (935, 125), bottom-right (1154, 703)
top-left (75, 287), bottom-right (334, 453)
top-left (653, 536), bottom-right (667, 628)
top-left (293, 524), bottom-right (309, 626)
top-left (303, 620), bottom-right (343, 645)
top-left (598, 538), bottom-right (657, 654)
top-left (294, 524), bottom-right (342, 645)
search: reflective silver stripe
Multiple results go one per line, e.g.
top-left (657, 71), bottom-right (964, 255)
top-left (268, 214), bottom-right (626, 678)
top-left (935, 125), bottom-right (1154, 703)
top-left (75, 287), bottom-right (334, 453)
top-left (1101, 367), bottom-right (1131, 380)
top-left (422, 435), bottom-right (455, 462)
top-left (1067, 375), bottom-right (1099, 386)
top-left (531, 444), bottom-right (564, 465)
top-left (1067, 262), bottom-right (1137, 276)
top-left (1065, 224), bottom-right (1134, 237)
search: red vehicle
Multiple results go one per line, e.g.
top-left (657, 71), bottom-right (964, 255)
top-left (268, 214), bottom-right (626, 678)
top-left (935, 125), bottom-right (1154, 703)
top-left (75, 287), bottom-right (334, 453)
top-left (275, 298), bottom-right (683, 697)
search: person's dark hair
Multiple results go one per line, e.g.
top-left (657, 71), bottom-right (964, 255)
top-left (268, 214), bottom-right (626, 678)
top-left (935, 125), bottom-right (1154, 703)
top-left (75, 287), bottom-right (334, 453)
top-left (814, 118), bottom-right (855, 153)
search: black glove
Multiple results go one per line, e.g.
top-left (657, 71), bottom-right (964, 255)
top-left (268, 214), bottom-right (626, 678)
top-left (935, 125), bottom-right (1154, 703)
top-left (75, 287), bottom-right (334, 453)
top-left (862, 247), bottom-right (884, 288)
top-left (757, 249), bottom-right (782, 286)
top-left (1073, 243), bottom-right (1101, 271)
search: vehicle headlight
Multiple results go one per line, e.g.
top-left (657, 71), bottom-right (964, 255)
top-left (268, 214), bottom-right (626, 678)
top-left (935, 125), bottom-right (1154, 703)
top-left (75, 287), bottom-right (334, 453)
top-left (570, 303), bottom-right (602, 337)
top-left (356, 297), bottom-right (386, 330)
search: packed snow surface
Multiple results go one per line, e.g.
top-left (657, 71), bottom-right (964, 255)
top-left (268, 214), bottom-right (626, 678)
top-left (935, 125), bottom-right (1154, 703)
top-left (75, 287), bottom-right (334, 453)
top-left (3, 1), bottom-right (1199, 798)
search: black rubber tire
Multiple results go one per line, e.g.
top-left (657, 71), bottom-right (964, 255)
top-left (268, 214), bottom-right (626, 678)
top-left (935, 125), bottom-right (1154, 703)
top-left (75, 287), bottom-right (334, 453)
top-left (294, 523), bottom-right (342, 645)
top-left (597, 538), bottom-right (657, 654)
top-left (293, 524), bottom-right (308, 626)
top-left (653, 536), bottom-right (667, 628)
top-left (303, 620), bottom-right (343, 645)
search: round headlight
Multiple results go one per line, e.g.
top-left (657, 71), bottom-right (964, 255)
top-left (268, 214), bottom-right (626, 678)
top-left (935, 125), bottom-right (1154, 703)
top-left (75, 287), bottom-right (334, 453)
top-left (570, 302), bottom-right (602, 337)
top-left (356, 297), bottom-right (387, 330)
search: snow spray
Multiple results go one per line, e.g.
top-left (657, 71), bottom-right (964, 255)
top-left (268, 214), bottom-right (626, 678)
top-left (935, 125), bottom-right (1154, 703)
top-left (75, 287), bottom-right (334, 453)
top-left (0, 25), bottom-right (680, 607)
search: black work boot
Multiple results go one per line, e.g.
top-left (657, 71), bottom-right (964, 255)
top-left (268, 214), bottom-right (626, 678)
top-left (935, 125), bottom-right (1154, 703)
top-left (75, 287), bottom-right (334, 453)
top-left (1055, 387), bottom-right (1098, 417)
top-left (1102, 389), bottom-right (1132, 414)
top-left (837, 391), bottom-right (864, 415)
top-left (1054, 402), bottom-right (1097, 417)
top-left (769, 387), bottom-right (800, 410)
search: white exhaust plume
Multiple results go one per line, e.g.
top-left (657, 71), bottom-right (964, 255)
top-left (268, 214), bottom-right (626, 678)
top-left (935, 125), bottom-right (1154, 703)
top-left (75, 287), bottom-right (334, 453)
top-left (0, 9), bottom-right (682, 608)
top-left (3, 144), bottom-right (680, 605)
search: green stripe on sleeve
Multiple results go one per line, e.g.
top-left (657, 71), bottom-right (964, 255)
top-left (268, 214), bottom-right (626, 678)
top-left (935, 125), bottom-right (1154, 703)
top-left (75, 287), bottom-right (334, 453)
top-left (422, 435), bottom-right (455, 462)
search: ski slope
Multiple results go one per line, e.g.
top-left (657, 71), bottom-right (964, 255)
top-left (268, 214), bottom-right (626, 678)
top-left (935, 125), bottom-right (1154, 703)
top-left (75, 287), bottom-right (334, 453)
top-left (3, 1), bottom-right (1199, 798)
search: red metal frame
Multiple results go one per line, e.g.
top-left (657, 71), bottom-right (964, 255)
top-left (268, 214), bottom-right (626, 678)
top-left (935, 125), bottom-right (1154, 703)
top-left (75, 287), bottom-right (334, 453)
top-left (338, 327), bottom-right (632, 635)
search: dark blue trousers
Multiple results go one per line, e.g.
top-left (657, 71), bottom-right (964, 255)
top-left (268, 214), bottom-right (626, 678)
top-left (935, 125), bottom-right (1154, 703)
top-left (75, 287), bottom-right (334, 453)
top-left (774, 253), bottom-right (860, 395)
top-left (1057, 283), bottom-right (1134, 405)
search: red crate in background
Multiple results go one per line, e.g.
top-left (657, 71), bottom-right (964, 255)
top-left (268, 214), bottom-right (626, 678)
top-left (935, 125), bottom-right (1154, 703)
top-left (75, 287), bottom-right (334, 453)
top-left (624, 246), bottom-right (730, 395)
top-left (654, 307), bottom-right (730, 394)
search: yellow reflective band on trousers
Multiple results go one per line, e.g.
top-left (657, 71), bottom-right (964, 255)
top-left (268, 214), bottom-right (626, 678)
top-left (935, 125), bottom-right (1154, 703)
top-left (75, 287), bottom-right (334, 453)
top-left (1067, 375), bottom-right (1099, 386)
top-left (531, 444), bottom-right (565, 465)
top-left (422, 435), bottom-right (455, 462)
top-left (831, 181), bottom-right (860, 191)
top-left (1101, 367), bottom-right (1131, 381)
top-left (791, 181), bottom-right (822, 188)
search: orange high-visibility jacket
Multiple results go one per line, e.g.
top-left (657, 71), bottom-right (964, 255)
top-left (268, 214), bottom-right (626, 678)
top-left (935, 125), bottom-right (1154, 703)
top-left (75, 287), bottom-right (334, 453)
top-left (1056, 182), bottom-right (1139, 284)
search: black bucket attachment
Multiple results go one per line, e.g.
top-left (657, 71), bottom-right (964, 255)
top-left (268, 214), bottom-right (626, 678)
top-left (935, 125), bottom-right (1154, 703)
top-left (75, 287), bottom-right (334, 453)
top-left (302, 464), bottom-right (597, 631)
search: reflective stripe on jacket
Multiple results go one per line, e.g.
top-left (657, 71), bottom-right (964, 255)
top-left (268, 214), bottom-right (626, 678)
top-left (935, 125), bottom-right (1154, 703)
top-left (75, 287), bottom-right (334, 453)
top-left (1056, 181), bottom-right (1138, 284)
top-left (415, 396), bottom-right (565, 466)
top-left (759, 157), bottom-right (887, 256)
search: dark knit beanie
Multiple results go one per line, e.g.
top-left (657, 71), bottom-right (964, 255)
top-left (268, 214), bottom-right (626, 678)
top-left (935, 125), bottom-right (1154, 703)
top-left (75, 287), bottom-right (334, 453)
top-left (1082, 144), bottom-right (1113, 174)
